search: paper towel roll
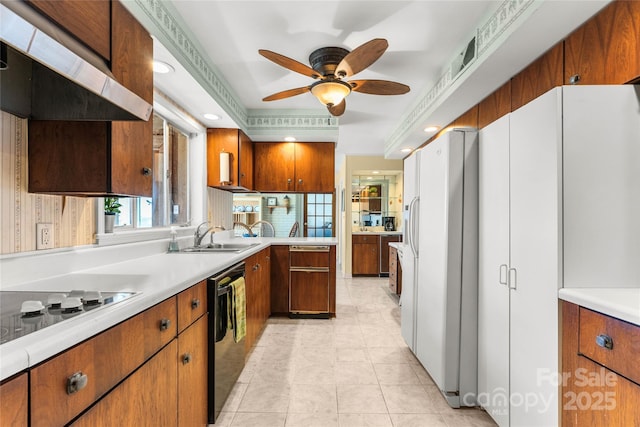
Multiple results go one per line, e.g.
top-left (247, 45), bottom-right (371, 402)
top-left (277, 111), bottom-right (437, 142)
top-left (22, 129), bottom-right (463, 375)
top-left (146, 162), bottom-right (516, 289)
top-left (220, 152), bottom-right (230, 183)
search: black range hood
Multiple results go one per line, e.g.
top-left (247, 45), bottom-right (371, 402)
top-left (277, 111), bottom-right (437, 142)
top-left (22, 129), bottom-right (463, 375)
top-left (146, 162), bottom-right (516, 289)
top-left (0, 1), bottom-right (152, 121)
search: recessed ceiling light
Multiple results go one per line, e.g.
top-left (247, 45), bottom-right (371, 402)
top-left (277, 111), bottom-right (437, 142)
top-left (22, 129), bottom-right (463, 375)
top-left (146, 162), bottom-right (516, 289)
top-left (153, 60), bottom-right (174, 74)
top-left (284, 136), bottom-right (296, 142)
top-left (401, 148), bottom-right (413, 153)
top-left (203, 113), bottom-right (220, 120)
top-left (372, 171), bottom-right (380, 174)
top-left (424, 126), bottom-right (439, 133)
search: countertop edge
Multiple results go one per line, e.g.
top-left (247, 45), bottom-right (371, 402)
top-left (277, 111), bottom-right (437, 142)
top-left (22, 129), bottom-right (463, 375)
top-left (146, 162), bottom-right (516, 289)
top-left (558, 288), bottom-right (640, 326)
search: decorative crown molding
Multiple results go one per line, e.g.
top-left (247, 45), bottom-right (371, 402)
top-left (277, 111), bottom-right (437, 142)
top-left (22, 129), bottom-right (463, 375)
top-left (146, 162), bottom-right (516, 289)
top-left (385, 0), bottom-right (535, 155)
top-left (125, 0), bottom-right (337, 139)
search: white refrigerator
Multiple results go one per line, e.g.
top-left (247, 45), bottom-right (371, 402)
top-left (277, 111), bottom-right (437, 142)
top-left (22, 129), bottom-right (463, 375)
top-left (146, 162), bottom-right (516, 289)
top-left (401, 129), bottom-right (479, 408)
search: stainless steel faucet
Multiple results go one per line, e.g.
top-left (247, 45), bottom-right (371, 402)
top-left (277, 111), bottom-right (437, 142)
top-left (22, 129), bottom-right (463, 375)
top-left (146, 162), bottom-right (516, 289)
top-left (194, 221), bottom-right (213, 247)
top-left (194, 222), bottom-right (226, 246)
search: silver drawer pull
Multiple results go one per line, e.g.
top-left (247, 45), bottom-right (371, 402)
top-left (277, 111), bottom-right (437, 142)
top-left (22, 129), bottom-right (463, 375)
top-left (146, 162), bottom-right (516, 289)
top-left (191, 299), bottom-right (200, 309)
top-left (160, 318), bottom-right (171, 331)
top-left (67, 371), bottom-right (88, 395)
top-left (182, 353), bottom-right (192, 365)
top-left (596, 334), bottom-right (613, 350)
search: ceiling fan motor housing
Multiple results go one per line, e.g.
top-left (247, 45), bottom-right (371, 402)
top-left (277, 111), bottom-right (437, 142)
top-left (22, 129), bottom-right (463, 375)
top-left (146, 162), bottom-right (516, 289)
top-left (309, 47), bottom-right (349, 76)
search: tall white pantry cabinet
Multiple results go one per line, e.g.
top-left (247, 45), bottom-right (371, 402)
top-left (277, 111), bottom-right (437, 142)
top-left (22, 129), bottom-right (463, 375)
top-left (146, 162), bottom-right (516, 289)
top-left (478, 88), bottom-right (562, 427)
top-left (478, 85), bottom-right (640, 427)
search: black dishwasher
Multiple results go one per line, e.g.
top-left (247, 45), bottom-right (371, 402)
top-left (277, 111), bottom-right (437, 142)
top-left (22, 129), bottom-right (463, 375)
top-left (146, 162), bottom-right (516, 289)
top-left (207, 262), bottom-right (245, 424)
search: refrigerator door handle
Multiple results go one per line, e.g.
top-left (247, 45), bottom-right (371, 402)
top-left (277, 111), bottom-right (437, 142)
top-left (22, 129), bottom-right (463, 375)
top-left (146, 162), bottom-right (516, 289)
top-left (408, 197), bottom-right (419, 256)
top-left (499, 264), bottom-right (508, 286)
top-left (508, 267), bottom-right (517, 290)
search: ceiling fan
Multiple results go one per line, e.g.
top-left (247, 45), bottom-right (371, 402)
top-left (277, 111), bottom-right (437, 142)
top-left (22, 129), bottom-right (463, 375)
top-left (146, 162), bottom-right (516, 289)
top-left (259, 38), bottom-right (410, 116)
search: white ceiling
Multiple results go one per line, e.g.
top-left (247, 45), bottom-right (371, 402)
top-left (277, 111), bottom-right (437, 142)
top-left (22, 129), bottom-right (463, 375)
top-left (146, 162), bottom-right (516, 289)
top-left (145, 0), bottom-right (610, 160)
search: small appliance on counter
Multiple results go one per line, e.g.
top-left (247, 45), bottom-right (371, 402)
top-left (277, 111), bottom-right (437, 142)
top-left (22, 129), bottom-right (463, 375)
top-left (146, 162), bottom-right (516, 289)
top-left (383, 216), bottom-right (396, 231)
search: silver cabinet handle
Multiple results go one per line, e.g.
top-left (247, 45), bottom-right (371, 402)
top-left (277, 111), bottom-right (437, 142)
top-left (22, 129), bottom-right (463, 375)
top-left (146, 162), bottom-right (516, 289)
top-left (191, 299), bottom-right (200, 310)
top-left (67, 371), bottom-right (88, 395)
top-left (508, 268), bottom-right (517, 290)
top-left (182, 353), bottom-right (192, 365)
top-left (142, 167), bottom-right (152, 176)
top-left (159, 318), bottom-right (171, 331)
top-left (499, 264), bottom-right (508, 286)
top-left (596, 334), bottom-right (613, 350)
top-left (298, 178), bottom-right (303, 184)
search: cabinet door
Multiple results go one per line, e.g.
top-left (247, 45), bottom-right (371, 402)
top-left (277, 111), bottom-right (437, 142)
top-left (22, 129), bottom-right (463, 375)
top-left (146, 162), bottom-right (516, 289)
top-left (26, 0), bottom-right (111, 60)
top-left (110, 0), bottom-right (153, 196)
top-left (477, 114), bottom-right (511, 426)
top-left (352, 242), bottom-right (378, 275)
top-left (244, 252), bottom-right (259, 352)
top-left (70, 340), bottom-right (178, 427)
top-left (207, 129), bottom-right (254, 190)
top-left (0, 373), bottom-right (28, 427)
top-left (290, 270), bottom-right (330, 313)
top-left (238, 130), bottom-right (254, 190)
top-left (564, 1), bottom-right (640, 85)
top-left (294, 142), bottom-right (335, 192)
top-left (178, 316), bottom-right (208, 427)
top-left (254, 142), bottom-right (295, 191)
top-left (270, 245), bottom-right (290, 314)
top-left (389, 247), bottom-right (398, 294)
top-left (509, 88), bottom-right (561, 425)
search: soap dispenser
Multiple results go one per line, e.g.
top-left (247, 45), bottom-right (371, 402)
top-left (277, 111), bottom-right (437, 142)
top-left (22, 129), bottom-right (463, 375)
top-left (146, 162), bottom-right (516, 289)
top-left (168, 226), bottom-right (180, 252)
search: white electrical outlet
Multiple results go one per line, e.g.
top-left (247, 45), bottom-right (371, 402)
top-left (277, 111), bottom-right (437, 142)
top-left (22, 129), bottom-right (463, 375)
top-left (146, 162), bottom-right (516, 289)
top-left (36, 223), bottom-right (54, 250)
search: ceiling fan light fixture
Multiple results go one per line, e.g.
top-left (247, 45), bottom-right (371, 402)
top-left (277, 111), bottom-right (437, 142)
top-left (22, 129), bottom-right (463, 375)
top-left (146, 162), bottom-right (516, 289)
top-left (310, 80), bottom-right (351, 107)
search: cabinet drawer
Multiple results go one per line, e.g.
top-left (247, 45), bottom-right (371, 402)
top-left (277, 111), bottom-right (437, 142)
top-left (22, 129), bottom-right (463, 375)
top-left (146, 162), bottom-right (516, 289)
top-left (353, 235), bottom-right (379, 244)
top-left (143, 297), bottom-right (178, 358)
top-left (579, 307), bottom-right (640, 384)
top-left (31, 297), bottom-right (177, 426)
top-left (178, 280), bottom-right (207, 333)
top-left (290, 246), bottom-right (330, 268)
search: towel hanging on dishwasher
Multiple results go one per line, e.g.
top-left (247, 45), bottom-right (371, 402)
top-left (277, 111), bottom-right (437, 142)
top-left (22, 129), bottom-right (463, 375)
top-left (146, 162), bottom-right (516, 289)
top-left (229, 277), bottom-right (246, 342)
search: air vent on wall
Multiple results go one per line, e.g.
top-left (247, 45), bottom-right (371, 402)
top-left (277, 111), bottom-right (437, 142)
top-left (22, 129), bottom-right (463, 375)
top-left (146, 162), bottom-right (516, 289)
top-left (450, 36), bottom-right (477, 82)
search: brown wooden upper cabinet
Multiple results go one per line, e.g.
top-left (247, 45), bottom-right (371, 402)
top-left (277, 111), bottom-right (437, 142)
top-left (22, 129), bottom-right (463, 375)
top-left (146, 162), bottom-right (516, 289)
top-left (26, 0), bottom-right (111, 61)
top-left (564, 1), bottom-right (640, 85)
top-left (28, 1), bottom-right (154, 197)
top-left (207, 129), bottom-right (254, 191)
top-left (254, 142), bottom-right (335, 192)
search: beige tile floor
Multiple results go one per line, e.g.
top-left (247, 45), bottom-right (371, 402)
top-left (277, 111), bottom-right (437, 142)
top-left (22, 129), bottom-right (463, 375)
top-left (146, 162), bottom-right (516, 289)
top-left (211, 276), bottom-right (497, 427)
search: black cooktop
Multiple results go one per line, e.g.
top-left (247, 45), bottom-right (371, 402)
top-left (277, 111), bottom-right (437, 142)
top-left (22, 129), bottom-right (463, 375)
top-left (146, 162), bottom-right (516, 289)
top-left (0, 290), bottom-right (137, 345)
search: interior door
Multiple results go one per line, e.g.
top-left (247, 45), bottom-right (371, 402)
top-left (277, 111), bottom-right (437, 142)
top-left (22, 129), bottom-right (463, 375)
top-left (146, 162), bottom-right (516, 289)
top-left (509, 88), bottom-right (561, 426)
top-left (478, 114), bottom-right (511, 426)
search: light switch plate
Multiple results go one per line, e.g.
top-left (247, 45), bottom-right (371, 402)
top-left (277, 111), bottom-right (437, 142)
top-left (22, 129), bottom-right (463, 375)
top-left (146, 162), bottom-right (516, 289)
top-left (36, 223), bottom-right (54, 250)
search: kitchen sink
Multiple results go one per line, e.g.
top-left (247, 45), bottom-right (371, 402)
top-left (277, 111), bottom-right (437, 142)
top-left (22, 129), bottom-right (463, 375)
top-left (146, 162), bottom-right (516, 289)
top-left (180, 242), bottom-right (261, 253)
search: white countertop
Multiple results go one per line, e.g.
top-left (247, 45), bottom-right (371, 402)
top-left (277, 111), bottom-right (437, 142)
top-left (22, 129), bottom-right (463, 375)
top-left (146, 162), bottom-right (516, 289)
top-left (559, 288), bottom-right (640, 326)
top-left (0, 237), bottom-right (336, 380)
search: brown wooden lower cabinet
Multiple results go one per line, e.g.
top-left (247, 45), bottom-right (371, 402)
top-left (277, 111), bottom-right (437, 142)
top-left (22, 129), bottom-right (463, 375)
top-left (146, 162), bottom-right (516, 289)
top-left (352, 235), bottom-right (379, 276)
top-left (70, 340), bottom-right (178, 426)
top-left (388, 246), bottom-right (402, 295)
top-left (562, 301), bottom-right (640, 426)
top-left (244, 247), bottom-right (271, 353)
top-left (0, 373), bottom-right (28, 427)
top-left (270, 245), bottom-right (290, 315)
top-left (178, 315), bottom-right (208, 427)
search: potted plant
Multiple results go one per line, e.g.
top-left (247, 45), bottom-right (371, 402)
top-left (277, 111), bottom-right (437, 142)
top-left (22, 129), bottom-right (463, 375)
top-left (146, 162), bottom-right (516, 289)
top-left (104, 197), bottom-right (122, 233)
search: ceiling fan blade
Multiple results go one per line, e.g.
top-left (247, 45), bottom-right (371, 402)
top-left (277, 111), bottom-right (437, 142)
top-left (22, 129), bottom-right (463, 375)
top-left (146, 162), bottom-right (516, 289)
top-left (336, 38), bottom-right (388, 78)
top-left (327, 99), bottom-right (346, 116)
top-left (349, 79), bottom-right (410, 95)
top-left (259, 49), bottom-right (322, 79)
top-left (263, 86), bottom-right (311, 101)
